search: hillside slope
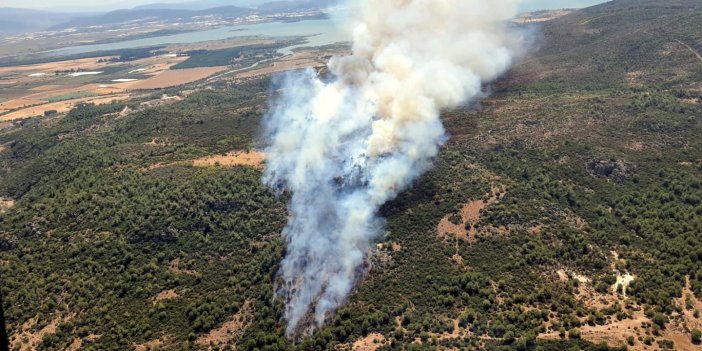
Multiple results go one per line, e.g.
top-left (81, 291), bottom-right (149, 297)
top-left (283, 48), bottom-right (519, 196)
top-left (1, 1), bottom-right (702, 350)
top-left (0, 8), bottom-right (88, 34)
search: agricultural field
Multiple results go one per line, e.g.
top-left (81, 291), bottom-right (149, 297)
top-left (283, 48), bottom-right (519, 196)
top-left (1, 1), bottom-right (702, 351)
top-left (0, 40), bottom-right (299, 123)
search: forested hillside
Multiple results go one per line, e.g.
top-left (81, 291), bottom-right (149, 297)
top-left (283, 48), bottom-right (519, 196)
top-left (1, 0), bottom-right (701, 350)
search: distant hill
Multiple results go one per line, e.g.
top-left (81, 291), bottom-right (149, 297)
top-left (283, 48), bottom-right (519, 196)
top-left (50, 6), bottom-right (255, 30)
top-left (49, 0), bottom-right (338, 31)
top-left (510, 0), bottom-right (702, 90)
top-left (256, 0), bottom-right (340, 12)
top-left (133, 0), bottom-right (337, 11)
top-left (134, 0), bottom-right (269, 11)
top-left (0, 8), bottom-right (88, 34)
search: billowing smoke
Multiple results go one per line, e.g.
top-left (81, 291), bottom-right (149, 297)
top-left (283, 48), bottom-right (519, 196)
top-left (263, 0), bottom-right (523, 337)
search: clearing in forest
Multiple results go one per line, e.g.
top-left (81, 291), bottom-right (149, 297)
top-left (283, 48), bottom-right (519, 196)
top-left (196, 300), bottom-right (253, 350)
top-left (438, 185), bottom-right (505, 242)
top-left (192, 150), bottom-right (266, 168)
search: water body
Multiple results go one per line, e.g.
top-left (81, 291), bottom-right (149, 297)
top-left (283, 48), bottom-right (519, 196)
top-left (49, 18), bottom-right (348, 57)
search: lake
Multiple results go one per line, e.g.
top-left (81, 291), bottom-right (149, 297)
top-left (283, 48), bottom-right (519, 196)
top-left (49, 18), bottom-right (348, 57)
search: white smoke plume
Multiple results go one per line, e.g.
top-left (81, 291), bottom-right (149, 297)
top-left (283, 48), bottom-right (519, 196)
top-left (263, 0), bottom-right (523, 337)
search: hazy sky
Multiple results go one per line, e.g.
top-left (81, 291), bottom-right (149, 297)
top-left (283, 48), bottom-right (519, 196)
top-left (1, 0), bottom-right (610, 12)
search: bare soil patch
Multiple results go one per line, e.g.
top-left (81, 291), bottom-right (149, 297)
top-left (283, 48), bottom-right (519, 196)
top-left (66, 334), bottom-right (100, 351)
top-left (0, 94), bottom-right (132, 121)
top-left (193, 150), bottom-right (266, 169)
top-left (0, 56), bottom-right (114, 75)
top-left (123, 66), bottom-right (227, 90)
top-left (438, 185), bottom-right (505, 242)
top-left (0, 198), bottom-right (14, 212)
top-left (544, 256), bottom-right (699, 350)
top-left (10, 314), bottom-right (73, 351)
top-left (196, 300), bottom-right (253, 350)
top-left (134, 338), bottom-right (165, 351)
top-left (579, 311), bottom-right (647, 349)
top-left (153, 289), bottom-right (179, 304)
top-left (660, 276), bottom-right (702, 351)
top-left (351, 333), bottom-right (388, 351)
top-left (0, 98), bottom-right (46, 110)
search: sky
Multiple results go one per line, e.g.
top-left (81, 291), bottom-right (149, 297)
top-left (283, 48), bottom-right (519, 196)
top-left (1, 0), bottom-right (610, 12)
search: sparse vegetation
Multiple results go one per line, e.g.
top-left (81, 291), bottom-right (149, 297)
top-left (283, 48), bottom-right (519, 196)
top-left (1, 0), bottom-right (702, 350)
top-left (172, 43), bottom-right (286, 70)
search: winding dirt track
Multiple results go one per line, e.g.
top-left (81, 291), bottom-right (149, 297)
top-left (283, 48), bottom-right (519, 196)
top-left (674, 39), bottom-right (702, 63)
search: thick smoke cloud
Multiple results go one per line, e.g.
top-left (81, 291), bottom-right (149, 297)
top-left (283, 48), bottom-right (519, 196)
top-left (263, 0), bottom-right (523, 338)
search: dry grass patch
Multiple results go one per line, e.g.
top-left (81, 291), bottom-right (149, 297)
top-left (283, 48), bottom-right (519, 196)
top-left (193, 150), bottom-right (266, 169)
top-left (153, 289), bottom-right (179, 304)
top-left (9, 314), bottom-right (74, 351)
top-left (0, 98), bottom-right (46, 110)
top-left (134, 337), bottom-right (165, 351)
top-left (196, 300), bottom-right (253, 350)
top-left (0, 93), bottom-right (132, 122)
top-left (0, 56), bottom-right (114, 75)
top-left (659, 276), bottom-right (702, 351)
top-left (123, 66), bottom-right (227, 90)
top-left (66, 334), bottom-right (100, 351)
top-left (438, 185), bottom-right (505, 242)
top-left (0, 198), bottom-right (14, 212)
top-left (351, 333), bottom-right (388, 351)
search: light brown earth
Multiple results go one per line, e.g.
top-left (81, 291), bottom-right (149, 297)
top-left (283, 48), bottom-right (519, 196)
top-left (66, 334), bottom-right (100, 351)
top-left (192, 150), bottom-right (266, 168)
top-left (119, 66), bottom-right (227, 90)
top-left (0, 56), bottom-right (115, 75)
top-left (0, 93), bottom-right (133, 121)
top-left (545, 260), bottom-right (701, 350)
top-left (234, 51), bottom-right (326, 79)
top-left (153, 289), bottom-right (179, 304)
top-left (9, 314), bottom-right (74, 351)
top-left (134, 338), bottom-right (165, 351)
top-left (660, 276), bottom-right (702, 351)
top-left (0, 84), bottom-right (124, 109)
top-left (0, 198), bottom-right (14, 212)
top-left (351, 333), bottom-right (388, 351)
top-left (0, 54), bottom-right (187, 119)
top-left (148, 150), bottom-right (266, 171)
top-left (438, 185), bottom-right (505, 242)
top-left (196, 300), bottom-right (253, 350)
top-left (0, 98), bottom-right (46, 110)
top-left (541, 268), bottom-right (649, 348)
top-left (579, 310), bottom-right (648, 349)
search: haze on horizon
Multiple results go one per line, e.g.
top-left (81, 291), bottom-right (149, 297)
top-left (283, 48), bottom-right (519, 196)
top-left (3, 0), bottom-right (610, 12)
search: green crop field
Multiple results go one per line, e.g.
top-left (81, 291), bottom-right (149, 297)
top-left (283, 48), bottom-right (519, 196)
top-left (45, 92), bottom-right (100, 102)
